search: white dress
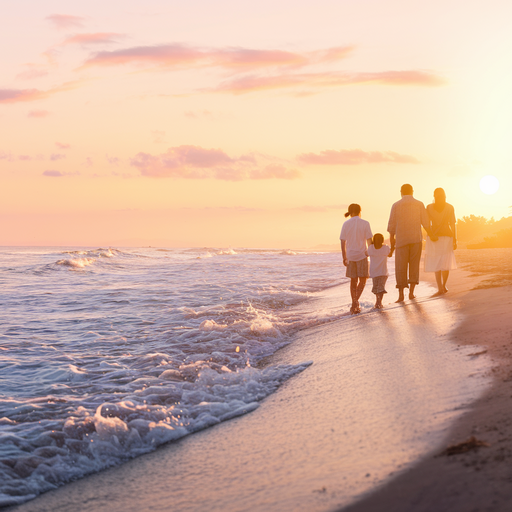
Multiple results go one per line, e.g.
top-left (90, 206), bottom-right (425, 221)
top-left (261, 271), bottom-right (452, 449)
top-left (424, 204), bottom-right (457, 272)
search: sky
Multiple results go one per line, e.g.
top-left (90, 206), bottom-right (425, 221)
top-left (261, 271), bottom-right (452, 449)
top-left (1, 0), bottom-right (511, 248)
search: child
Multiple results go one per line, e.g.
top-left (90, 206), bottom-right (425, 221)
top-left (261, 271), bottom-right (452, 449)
top-left (340, 203), bottom-right (373, 314)
top-left (366, 233), bottom-right (391, 309)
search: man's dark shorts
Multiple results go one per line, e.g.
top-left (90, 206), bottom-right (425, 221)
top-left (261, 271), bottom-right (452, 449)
top-left (346, 258), bottom-right (369, 279)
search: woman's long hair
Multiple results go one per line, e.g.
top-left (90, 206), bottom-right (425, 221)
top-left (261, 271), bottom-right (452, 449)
top-left (433, 188), bottom-right (446, 212)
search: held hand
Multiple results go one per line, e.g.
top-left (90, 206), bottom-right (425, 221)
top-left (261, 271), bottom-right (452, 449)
top-left (453, 241), bottom-right (457, 250)
top-left (343, 258), bottom-right (348, 267)
top-left (388, 248), bottom-right (394, 258)
top-left (430, 235), bottom-right (439, 242)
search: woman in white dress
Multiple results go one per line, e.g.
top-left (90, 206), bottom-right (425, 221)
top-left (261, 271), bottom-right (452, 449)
top-left (424, 188), bottom-right (457, 295)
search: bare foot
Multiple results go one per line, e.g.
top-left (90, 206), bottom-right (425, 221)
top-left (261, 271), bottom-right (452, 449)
top-left (396, 292), bottom-right (405, 303)
top-left (375, 303), bottom-right (383, 309)
top-left (443, 287), bottom-right (448, 294)
top-left (432, 291), bottom-right (444, 297)
top-left (409, 292), bottom-right (416, 300)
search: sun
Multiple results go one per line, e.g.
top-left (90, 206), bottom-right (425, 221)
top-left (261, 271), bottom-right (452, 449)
top-left (479, 175), bottom-right (500, 195)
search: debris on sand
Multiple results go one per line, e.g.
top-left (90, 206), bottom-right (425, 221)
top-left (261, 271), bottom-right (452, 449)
top-left (441, 436), bottom-right (490, 456)
top-left (467, 350), bottom-right (488, 357)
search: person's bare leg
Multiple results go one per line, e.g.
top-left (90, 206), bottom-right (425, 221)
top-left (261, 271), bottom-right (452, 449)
top-left (433, 270), bottom-right (444, 295)
top-left (442, 270), bottom-right (449, 293)
top-left (396, 288), bottom-right (405, 303)
top-left (352, 277), bottom-right (366, 313)
top-left (409, 283), bottom-right (416, 300)
top-left (375, 292), bottom-right (384, 309)
top-left (350, 278), bottom-right (358, 313)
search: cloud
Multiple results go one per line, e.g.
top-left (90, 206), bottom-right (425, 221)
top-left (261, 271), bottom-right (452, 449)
top-left (297, 149), bottom-right (420, 165)
top-left (56, 142), bottom-right (71, 149)
top-left (1, 81), bottom-right (79, 104)
top-left (61, 33), bottom-right (122, 46)
top-left (106, 155), bottom-right (120, 165)
top-left (18, 155), bottom-right (32, 161)
top-left (0, 152), bottom-right (13, 161)
top-left (16, 69), bottom-right (50, 80)
top-left (43, 169), bottom-right (79, 177)
top-left (46, 14), bottom-right (85, 30)
top-left (214, 70), bottom-right (445, 95)
top-left (130, 145), bottom-right (300, 181)
top-left (43, 170), bottom-right (64, 177)
top-left (50, 153), bottom-right (66, 161)
top-left (81, 43), bottom-right (354, 71)
top-left (28, 109), bottom-right (50, 118)
top-left (184, 109), bottom-right (214, 120)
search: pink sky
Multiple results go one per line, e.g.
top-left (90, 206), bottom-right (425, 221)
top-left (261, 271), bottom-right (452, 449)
top-left (1, 0), bottom-right (511, 247)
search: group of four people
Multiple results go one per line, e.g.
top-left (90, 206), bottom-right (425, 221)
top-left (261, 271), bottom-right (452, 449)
top-left (340, 184), bottom-right (457, 313)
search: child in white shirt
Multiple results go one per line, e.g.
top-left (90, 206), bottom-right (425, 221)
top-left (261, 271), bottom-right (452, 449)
top-left (366, 233), bottom-right (391, 309)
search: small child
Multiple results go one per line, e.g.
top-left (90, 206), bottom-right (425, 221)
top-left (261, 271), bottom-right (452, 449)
top-left (366, 233), bottom-right (391, 309)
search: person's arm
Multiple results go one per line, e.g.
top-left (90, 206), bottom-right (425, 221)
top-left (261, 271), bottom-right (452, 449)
top-left (421, 204), bottom-right (438, 241)
top-left (388, 234), bottom-right (395, 257)
top-left (366, 238), bottom-right (373, 253)
top-left (340, 239), bottom-right (348, 266)
top-left (450, 205), bottom-right (457, 250)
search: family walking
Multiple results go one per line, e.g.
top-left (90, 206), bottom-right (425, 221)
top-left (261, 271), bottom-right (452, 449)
top-left (340, 184), bottom-right (457, 314)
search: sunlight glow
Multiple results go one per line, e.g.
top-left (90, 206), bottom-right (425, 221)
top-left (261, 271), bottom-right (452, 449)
top-left (479, 175), bottom-right (500, 195)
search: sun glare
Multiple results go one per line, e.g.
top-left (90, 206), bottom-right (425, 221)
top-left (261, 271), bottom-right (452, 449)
top-left (479, 175), bottom-right (500, 195)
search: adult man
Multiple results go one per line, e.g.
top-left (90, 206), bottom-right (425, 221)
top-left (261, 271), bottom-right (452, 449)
top-left (387, 184), bottom-right (436, 302)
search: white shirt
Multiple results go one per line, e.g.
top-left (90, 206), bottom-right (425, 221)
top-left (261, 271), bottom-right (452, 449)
top-left (340, 216), bottom-right (373, 262)
top-left (367, 244), bottom-right (391, 278)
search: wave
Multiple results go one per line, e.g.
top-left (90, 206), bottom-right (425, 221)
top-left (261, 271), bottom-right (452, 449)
top-left (0, 361), bottom-right (311, 507)
top-left (56, 257), bottom-right (95, 269)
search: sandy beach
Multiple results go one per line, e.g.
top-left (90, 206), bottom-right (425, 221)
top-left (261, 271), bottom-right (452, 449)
top-left (345, 248), bottom-right (512, 512)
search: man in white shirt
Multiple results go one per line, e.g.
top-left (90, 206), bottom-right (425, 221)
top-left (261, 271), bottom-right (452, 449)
top-left (387, 184), bottom-right (437, 302)
top-left (340, 203), bottom-right (373, 313)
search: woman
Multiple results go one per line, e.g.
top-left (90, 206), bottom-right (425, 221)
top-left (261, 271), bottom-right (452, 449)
top-left (424, 188), bottom-right (457, 295)
top-left (340, 203), bottom-right (373, 313)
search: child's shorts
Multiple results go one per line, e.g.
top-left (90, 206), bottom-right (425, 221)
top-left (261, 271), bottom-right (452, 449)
top-left (346, 258), bottom-right (369, 278)
top-left (372, 275), bottom-right (388, 294)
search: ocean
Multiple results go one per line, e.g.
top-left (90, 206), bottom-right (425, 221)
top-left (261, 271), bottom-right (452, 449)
top-left (0, 247), bottom-right (344, 507)
top-left (0, 247), bottom-right (492, 510)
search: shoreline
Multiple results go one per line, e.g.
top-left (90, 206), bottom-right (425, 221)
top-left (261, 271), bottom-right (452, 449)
top-left (343, 257), bottom-right (512, 511)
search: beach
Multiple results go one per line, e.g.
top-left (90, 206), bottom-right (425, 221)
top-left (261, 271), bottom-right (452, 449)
top-left (344, 248), bottom-right (512, 512)
top-left (4, 248), bottom-right (508, 511)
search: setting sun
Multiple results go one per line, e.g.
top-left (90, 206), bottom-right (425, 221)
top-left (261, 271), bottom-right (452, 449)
top-left (479, 175), bottom-right (500, 195)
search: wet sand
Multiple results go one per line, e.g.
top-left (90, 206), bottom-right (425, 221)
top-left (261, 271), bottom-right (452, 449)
top-left (344, 248), bottom-right (512, 512)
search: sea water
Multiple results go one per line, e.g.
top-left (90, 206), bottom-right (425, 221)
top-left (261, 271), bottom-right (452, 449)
top-left (0, 247), bottom-right (347, 507)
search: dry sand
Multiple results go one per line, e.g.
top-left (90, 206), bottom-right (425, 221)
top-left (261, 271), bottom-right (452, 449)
top-left (344, 248), bottom-right (512, 512)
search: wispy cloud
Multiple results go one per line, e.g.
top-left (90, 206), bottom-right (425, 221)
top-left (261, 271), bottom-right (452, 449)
top-left (81, 43), bottom-right (354, 71)
top-left (0, 152), bottom-right (13, 161)
top-left (1, 81), bottom-right (79, 104)
top-left (43, 169), bottom-right (79, 177)
top-left (46, 14), bottom-right (85, 30)
top-left (61, 32), bottom-right (122, 46)
top-left (50, 153), bottom-right (66, 161)
top-left (43, 170), bottom-right (64, 177)
top-left (19, 155), bottom-right (32, 161)
top-left (28, 109), bottom-right (50, 118)
top-left (16, 69), bottom-right (50, 80)
top-left (56, 142), bottom-right (71, 149)
top-left (297, 149), bottom-right (420, 165)
top-left (106, 155), bottom-right (121, 165)
top-left (214, 70), bottom-right (444, 95)
top-left (130, 145), bottom-right (300, 181)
